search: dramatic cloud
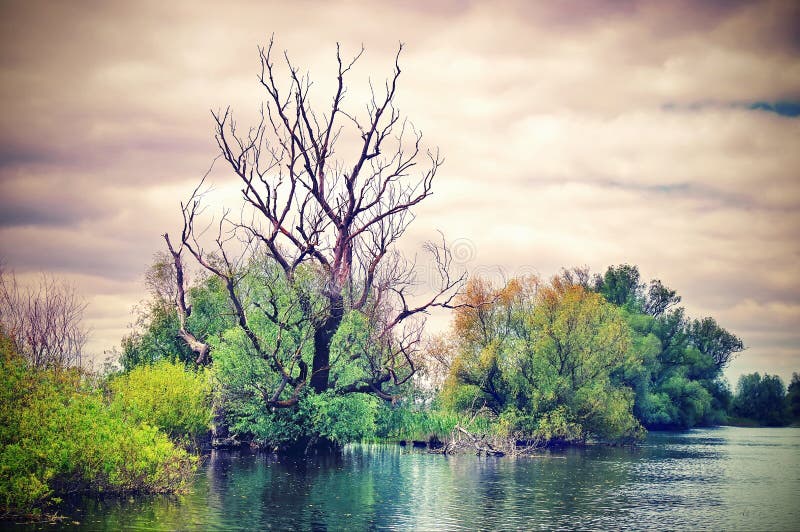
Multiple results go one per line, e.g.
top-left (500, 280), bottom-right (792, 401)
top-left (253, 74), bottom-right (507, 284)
top-left (1, 0), bottom-right (798, 385)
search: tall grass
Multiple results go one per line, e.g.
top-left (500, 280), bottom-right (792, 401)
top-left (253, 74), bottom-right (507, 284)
top-left (375, 405), bottom-right (495, 442)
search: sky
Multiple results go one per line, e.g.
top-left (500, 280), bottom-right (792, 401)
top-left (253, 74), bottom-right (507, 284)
top-left (0, 0), bottom-right (798, 386)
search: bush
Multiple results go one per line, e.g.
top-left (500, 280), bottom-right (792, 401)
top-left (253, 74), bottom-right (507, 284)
top-left (109, 360), bottom-right (213, 445)
top-left (441, 277), bottom-right (644, 445)
top-left (0, 347), bottom-right (196, 517)
top-left (300, 392), bottom-right (379, 444)
top-left (533, 406), bottom-right (584, 443)
top-left (219, 388), bottom-right (381, 451)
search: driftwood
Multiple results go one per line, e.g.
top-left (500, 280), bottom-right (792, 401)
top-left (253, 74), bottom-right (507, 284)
top-left (429, 403), bottom-right (547, 457)
top-left (211, 435), bottom-right (241, 449)
top-left (430, 424), bottom-right (506, 456)
top-left (430, 424), bottom-right (546, 457)
top-left (453, 425), bottom-right (505, 456)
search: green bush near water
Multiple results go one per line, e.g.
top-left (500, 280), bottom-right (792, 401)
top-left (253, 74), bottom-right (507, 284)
top-left (108, 360), bottom-right (213, 446)
top-left (0, 340), bottom-right (197, 518)
top-left (216, 384), bottom-right (381, 451)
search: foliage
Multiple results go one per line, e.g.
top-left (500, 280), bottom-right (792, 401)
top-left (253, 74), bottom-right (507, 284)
top-left (215, 384), bottom-right (380, 451)
top-left (595, 265), bottom-right (739, 429)
top-left (732, 373), bottom-right (789, 426)
top-left (108, 360), bottom-right (213, 445)
top-left (619, 308), bottom-right (731, 429)
top-left (441, 275), bottom-right (643, 444)
top-left (596, 264), bottom-right (644, 309)
top-left (121, 304), bottom-right (192, 370)
top-left (787, 373), bottom-right (800, 422)
top-left (210, 305), bottom-right (383, 450)
top-left (686, 317), bottom-right (744, 370)
top-left (328, 311), bottom-right (382, 390)
top-left (436, 265), bottom-right (748, 441)
top-left (375, 405), bottom-right (464, 442)
top-left (117, 257), bottom-right (757, 455)
top-left (0, 339), bottom-right (195, 517)
top-left (299, 392), bottom-right (379, 444)
top-left (120, 274), bottom-right (232, 371)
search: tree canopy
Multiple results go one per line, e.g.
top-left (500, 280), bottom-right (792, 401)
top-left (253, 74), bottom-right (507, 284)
top-left (441, 275), bottom-right (643, 444)
top-left (160, 40), bottom-right (464, 411)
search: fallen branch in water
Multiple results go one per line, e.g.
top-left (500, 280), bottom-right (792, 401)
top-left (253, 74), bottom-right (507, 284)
top-left (454, 425), bottom-right (504, 456)
top-left (430, 424), bottom-right (547, 457)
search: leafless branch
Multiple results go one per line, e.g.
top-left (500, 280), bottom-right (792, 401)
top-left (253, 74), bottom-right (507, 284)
top-left (0, 265), bottom-right (88, 368)
top-left (168, 39), bottom-right (462, 406)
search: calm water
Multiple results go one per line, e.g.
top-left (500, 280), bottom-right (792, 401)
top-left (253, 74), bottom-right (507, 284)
top-left (17, 427), bottom-right (800, 530)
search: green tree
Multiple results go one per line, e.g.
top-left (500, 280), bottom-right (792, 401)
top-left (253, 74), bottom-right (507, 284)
top-left (643, 279), bottom-right (682, 317)
top-left (787, 373), bottom-right (800, 422)
top-left (687, 317), bottom-right (744, 371)
top-left (206, 263), bottom-right (393, 451)
top-left (160, 39), bottom-right (463, 422)
top-left (442, 275), bottom-right (643, 444)
top-left (121, 260), bottom-right (232, 370)
top-left (595, 264), bottom-right (644, 310)
top-left (733, 373), bottom-right (789, 426)
top-left (585, 266), bottom-right (739, 429)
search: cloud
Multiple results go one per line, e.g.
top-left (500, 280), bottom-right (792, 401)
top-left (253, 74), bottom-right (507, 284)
top-left (0, 0), bottom-right (798, 384)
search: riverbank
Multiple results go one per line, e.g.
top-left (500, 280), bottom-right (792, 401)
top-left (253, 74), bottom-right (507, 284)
top-left (722, 416), bottom-right (799, 428)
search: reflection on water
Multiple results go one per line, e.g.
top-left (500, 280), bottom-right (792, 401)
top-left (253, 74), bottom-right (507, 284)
top-left (13, 427), bottom-right (800, 531)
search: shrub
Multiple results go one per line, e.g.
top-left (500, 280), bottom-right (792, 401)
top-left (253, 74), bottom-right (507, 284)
top-left (0, 347), bottom-right (196, 517)
top-left (109, 360), bottom-right (213, 444)
top-left (220, 388), bottom-right (381, 451)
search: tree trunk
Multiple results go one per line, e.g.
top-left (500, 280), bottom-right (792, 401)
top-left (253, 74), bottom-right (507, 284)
top-left (310, 294), bottom-right (344, 393)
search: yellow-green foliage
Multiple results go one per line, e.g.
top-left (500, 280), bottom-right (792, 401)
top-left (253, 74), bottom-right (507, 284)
top-left (533, 406), bottom-right (584, 442)
top-left (109, 360), bottom-right (213, 443)
top-left (0, 345), bottom-right (196, 517)
top-left (441, 276), bottom-right (643, 444)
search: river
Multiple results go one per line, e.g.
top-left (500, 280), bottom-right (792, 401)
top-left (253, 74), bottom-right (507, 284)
top-left (17, 426), bottom-right (800, 530)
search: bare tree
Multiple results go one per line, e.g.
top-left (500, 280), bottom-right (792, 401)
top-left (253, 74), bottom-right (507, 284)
top-left (162, 235), bottom-right (210, 365)
top-left (165, 38), bottom-right (464, 407)
top-left (0, 265), bottom-right (88, 368)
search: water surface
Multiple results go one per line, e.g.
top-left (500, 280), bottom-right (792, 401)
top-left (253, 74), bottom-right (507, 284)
top-left (18, 427), bottom-right (800, 530)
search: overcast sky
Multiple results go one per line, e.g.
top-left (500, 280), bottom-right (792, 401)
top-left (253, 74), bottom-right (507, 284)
top-left (1, 0), bottom-right (798, 386)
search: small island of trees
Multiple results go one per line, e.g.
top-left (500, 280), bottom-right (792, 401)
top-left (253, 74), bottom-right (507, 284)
top-left (1, 40), bottom-right (798, 520)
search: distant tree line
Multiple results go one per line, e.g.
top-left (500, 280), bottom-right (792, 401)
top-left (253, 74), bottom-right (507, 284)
top-left (731, 371), bottom-right (800, 426)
